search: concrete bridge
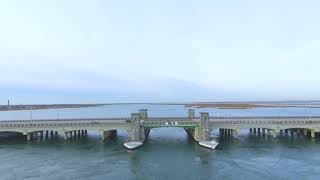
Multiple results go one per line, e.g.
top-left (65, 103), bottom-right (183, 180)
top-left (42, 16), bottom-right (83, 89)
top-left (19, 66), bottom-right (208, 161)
top-left (1, 109), bottom-right (320, 149)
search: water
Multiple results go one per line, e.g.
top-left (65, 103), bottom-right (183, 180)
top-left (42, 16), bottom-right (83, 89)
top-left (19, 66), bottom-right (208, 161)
top-left (1, 104), bottom-right (320, 180)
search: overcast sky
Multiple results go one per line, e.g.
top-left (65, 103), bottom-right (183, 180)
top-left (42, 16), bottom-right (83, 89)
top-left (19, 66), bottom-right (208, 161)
top-left (1, 0), bottom-right (320, 104)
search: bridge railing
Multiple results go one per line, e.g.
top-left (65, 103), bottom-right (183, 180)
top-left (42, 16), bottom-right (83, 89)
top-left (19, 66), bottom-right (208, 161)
top-left (0, 118), bottom-right (130, 123)
top-left (0, 121), bottom-right (129, 129)
top-left (210, 116), bottom-right (320, 119)
top-left (209, 120), bottom-right (320, 125)
top-left (143, 121), bottom-right (197, 126)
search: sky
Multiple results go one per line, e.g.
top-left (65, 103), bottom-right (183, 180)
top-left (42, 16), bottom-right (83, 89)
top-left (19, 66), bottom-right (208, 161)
top-left (0, 0), bottom-right (320, 104)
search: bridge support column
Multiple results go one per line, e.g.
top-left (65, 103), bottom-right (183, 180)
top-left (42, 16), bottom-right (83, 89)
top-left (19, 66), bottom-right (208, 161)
top-left (110, 130), bottom-right (117, 138)
top-left (40, 131), bottom-right (44, 140)
top-left (199, 112), bottom-right (210, 141)
top-left (197, 112), bottom-right (217, 149)
top-left (64, 131), bottom-right (72, 140)
top-left (233, 129), bottom-right (240, 138)
top-left (303, 129), bottom-right (307, 136)
top-left (285, 129), bottom-right (288, 136)
top-left (310, 130), bottom-right (315, 138)
top-left (271, 129), bottom-right (280, 138)
top-left (262, 128), bottom-right (266, 136)
top-left (31, 132), bottom-right (36, 140)
top-left (101, 130), bottom-right (117, 141)
top-left (64, 132), bottom-right (68, 140)
top-left (101, 131), bottom-right (106, 141)
top-left (124, 113), bottom-right (143, 150)
top-left (27, 133), bottom-right (32, 141)
top-left (297, 129), bottom-right (301, 136)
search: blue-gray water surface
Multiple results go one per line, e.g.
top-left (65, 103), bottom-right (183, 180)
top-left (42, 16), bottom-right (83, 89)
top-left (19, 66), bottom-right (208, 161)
top-left (1, 104), bottom-right (320, 180)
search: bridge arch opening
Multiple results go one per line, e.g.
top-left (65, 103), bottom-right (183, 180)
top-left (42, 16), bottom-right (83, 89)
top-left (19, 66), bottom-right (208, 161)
top-left (146, 127), bottom-right (194, 144)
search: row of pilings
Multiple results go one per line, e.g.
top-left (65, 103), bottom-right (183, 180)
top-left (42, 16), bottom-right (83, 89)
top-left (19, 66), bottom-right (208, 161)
top-left (219, 128), bottom-right (317, 138)
top-left (26, 130), bottom-right (88, 141)
top-left (25, 130), bottom-right (119, 141)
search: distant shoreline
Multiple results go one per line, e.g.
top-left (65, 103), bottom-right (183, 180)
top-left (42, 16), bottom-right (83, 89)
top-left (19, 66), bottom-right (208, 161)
top-left (0, 104), bottom-right (106, 112)
top-left (185, 103), bottom-right (320, 109)
top-left (1, 101), bottom-right (320, 112)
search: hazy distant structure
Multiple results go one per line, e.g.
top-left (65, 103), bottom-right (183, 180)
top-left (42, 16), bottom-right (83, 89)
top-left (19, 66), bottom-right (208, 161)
top-left (7, 100), bottom-right (10, 106)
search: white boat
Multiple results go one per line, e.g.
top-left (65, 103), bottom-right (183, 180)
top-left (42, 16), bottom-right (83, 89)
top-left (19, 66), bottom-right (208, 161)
top-left (124, 141), bottom-right (143, 150)
top-left (199, 140), bottom-right (219, 149)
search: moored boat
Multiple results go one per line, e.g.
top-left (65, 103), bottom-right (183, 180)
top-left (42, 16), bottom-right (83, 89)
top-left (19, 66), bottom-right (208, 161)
top-left (124, 141), bottom-right (143, 150)
top-left (199, 140), bottom-right (219, 149)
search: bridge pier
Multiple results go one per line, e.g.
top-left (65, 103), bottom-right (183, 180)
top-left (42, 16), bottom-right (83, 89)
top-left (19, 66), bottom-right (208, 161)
top-left (64, 131), bottom-right (72, 140)
top-left (310, 130), bottom-right (315, 138)
top-left (124, 113), bottom-right (145, 149)
top-left (297, 129), bottom-right (301, 136)
top-left (101, 130), bottom-right (117, 141)
top-left (233, 128), bottom-right (240, 138)
top-left (220, 129), bottom-right (224, 136)
top-left (197, 112), bottom-right (218, 149)
top-left (39, 131), bottom-right (44, 140)
top-left (27, 133), bottom-right (31, 141)
top-left (284, 129), bottom-right (288, 136)
top-left (101, 131), bottom-right (106, 141)
top-left (271, 130), bottom-right (276, 138)
top-left (266, 129), bottom-right (279, 138)
top-left (33, 132), bottom-right (36, 140)
top-left (64, 132), bottom-right (67, 140)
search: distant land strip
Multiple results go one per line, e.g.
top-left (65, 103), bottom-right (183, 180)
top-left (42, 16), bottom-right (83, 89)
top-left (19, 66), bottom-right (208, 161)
top-left (0, 104), bottom-right (105, 112)
top-left (1, 101), bottom-right (320, 112)
top-left (186, 103), bottom-right (320, 109)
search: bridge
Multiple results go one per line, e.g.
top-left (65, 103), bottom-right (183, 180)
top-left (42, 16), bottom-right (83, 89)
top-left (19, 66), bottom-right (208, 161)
top-left (1, 109), bottom-right (320, 149)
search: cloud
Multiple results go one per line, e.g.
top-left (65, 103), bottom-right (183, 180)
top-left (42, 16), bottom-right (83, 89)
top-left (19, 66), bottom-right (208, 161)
top-left (1, 0), bottom-right (320, 103)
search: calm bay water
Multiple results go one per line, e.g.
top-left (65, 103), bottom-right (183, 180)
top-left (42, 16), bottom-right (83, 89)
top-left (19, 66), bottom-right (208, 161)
top-left (1, 104), bottom-right (320, 180)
